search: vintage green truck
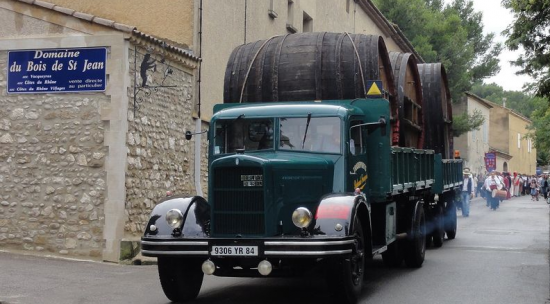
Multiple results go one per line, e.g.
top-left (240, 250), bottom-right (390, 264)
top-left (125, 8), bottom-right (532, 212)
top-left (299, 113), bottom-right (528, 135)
top-left (141, 33), bottom-right (463, 303)
top-left (141, 99), bottom-right (462, 303)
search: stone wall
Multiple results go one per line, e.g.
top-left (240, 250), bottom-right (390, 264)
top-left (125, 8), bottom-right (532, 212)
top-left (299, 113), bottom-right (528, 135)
top-left (0, 52), bottom-right (107, 259)
top-left (124, 46), bottom-right (197, 238)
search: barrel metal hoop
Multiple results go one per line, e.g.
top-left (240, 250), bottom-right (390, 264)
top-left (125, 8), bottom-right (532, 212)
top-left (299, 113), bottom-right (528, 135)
top-left (344, 32), bottom-right (367, 98)
top-left (315, 32), bottom-right (326, 100)
top-left (239, 35), bottom-right (282, 103)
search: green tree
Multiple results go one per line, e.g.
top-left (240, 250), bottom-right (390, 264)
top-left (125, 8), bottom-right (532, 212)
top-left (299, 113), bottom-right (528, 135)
top-left (452, 109), bottom-right (485, 137)
top-left (470, 82), bottom-right (537, 118)
top-left (528, 98), bottom-right (550, 166)
top-left (503, 0), bottom-right (550, 98)
top-left (372, 0), bottom-right (502, 101)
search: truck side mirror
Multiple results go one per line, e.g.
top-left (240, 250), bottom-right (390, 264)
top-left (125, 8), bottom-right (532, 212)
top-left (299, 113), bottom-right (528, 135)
top-left (185, 130), bottom-right (208, 140)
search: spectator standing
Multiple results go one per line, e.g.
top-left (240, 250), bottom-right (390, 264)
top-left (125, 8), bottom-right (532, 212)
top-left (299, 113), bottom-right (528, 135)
top-left (497, 172), bottom-right (505, 206)
top-left (503, 172), bottom-right (511, 200)
top-left (542, 175), bottom-right (549, 200)
top-left (461, 168), bottom-right (475, 217)
top-left (476, 173), bottom-right (485, 198)
top-left (530, 176), bottom-right (540, 201)
top-left (522, 175), bottom-right (531, 195)
top-left (473, 174), bottom-right (478, 197)
top-left (484, 171), bottom-right (503, 210)
top-left (512, 172), bottom-right (521, 197)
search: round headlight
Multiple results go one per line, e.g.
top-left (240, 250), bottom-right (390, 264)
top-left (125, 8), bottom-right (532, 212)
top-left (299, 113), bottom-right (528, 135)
top-left (166, 209), bottom-right (184, 228)
top-left (292, 207), bottom-right (313, 228)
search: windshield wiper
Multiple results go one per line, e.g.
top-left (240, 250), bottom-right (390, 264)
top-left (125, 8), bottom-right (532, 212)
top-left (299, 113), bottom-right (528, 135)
top-left (301, 113), bottom-right (312, 149)
top-left (215, 114), bottom-right (245, 139)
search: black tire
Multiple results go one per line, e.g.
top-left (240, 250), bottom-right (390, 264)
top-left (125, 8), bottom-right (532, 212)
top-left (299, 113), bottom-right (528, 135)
top-left (382, 240), bottom-right (403, 267)
top-left (404, 203), bottom-right (426, 268)
top-left (328, 218), bottom-right (365, 304)
top-left (444, 200), bottom-right (457, 239)
top-left (431, 205), bottom-right (445, 248)
top-left (158, 257), bottom-right (204, 302)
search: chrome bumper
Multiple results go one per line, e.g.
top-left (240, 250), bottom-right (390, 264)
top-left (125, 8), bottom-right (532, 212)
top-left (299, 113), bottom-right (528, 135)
top-left (141, 237), bottom-right (356, 258)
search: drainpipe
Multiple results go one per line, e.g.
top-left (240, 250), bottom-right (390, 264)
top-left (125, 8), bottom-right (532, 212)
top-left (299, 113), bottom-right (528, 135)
top-left (194, 0), bottom-right (204, 196)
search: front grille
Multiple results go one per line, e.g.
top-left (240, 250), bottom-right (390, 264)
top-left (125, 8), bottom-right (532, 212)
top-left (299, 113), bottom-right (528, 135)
top-left (212, 166), bottom-right (265, 235)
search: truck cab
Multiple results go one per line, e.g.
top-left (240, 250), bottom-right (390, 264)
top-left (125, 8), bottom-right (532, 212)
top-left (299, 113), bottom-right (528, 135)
top-left (208, 102), bottom-right (378, 236)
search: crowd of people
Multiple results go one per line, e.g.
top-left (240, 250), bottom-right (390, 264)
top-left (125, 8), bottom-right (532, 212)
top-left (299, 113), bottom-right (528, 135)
top-left (459, 170), bottom-right (549, 216)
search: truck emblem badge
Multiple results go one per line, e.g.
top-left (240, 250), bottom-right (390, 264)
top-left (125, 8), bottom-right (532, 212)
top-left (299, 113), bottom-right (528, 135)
top-left (241, 175), bottom-right (263, 187)
top-left (351, 162), bottom-right (368, 190)
top-left (236, 158), bottom-right (239, 165)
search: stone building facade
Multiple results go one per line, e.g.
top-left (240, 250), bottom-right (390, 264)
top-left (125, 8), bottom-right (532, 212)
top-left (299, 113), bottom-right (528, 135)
top-left (0, 0), bottom-right (199, 262)
top-left (488, 101), bottom-right (536, 174)
top-left (124, 41), bottom-right (200, 238)
top-left (453, 92), bottom-right (536, 175)
top-left (453, 93), bottom-right (493, 175)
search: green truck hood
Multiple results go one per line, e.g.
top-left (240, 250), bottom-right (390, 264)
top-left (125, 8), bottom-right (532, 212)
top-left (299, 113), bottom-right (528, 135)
top-left (209, 152), bottom-right (338, 236)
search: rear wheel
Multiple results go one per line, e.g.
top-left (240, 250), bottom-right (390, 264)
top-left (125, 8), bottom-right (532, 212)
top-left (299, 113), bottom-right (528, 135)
top-left (431, 205), bottom-right (445, 248)
top-left (404, 203), bottom-right (426, 268)
top-left (158, 257), bottom-right (204, 302)
top-left (382, 240), bottom-right (403, 267)
top-left (328, 218), bottom-right (365, 304)
top-left (444, 199), bottom-right (457, 239)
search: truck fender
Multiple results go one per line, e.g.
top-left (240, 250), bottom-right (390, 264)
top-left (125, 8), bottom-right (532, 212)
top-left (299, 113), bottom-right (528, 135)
top-left (143, 195), bottom-right (210, 237)
top-left (313, 194), bottom-right (371, 238)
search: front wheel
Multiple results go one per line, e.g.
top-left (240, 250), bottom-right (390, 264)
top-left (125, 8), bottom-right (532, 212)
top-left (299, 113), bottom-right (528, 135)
top-left (327, 218), bottom-right (365, 304)
top-left (404, 203), bottom-right (426, 268)
top-left (158, 257), bottom-right (204, 302)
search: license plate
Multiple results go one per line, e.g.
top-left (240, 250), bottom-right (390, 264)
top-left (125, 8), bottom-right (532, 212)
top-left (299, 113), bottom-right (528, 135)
top-left (211, 245), bottom-right (258, 256)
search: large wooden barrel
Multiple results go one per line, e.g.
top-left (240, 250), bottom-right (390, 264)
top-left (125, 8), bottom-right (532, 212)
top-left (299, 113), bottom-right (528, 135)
top-left (389, 52), bottom-right (424, 148)
top-left (417, 63), bottom-right (453, 158)
top-left (224, 32), bottom-right (398, 142)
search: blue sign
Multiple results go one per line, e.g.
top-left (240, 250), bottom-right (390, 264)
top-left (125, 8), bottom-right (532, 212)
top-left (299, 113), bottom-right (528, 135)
top-left (7, 47), bottom-right (107, 94)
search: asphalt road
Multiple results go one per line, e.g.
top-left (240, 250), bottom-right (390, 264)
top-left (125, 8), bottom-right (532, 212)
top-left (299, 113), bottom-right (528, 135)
top-left (0, 194), bottom-right (548, 304)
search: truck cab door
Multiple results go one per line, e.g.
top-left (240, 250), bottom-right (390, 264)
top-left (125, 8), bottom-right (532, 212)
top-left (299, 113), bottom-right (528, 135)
top-left (348, 119), bottom-right (369, 195)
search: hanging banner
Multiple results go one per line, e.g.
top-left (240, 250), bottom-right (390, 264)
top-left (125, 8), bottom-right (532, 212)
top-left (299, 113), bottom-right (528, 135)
top-left (485, 152), bottom-right (496, 172)
top-left (7, 47), bottom-right (107, 94)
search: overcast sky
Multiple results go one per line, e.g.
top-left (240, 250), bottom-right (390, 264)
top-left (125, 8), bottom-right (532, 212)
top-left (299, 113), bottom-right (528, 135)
top-left (447, 0), bottom-right (533, 91)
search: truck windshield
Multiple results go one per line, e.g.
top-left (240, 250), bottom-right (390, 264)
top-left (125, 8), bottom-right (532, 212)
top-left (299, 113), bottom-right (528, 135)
top-left (213, 118), bottom-right (274, 154)
top-left (280, 116), bottom-right (341, 154)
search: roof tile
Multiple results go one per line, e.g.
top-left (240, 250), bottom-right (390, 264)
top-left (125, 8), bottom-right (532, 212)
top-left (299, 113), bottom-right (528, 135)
top-left (33, 0), bottom-right (55, 9)
top-left (53, 5), bottom-right (75, 15)
top-left (113, 23), bottom-right (135, 33)
top-left (72, 11), bottom-right (94, 21)
top-left (92, 17), bottom-right (115, 28)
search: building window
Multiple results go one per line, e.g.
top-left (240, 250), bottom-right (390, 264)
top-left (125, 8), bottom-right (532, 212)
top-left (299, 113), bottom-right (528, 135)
top-left (518, 133), bottom-right (521, 149)
top-left (528, 138), bottom-right (532, 153)
top-left (472, 129), bottom-right (476, 142)
top-left (303, 11), bottom-right (313, 32)
top-left (286, 0), bottom-right (297, 33)
top-left (483, 121), bottom-right (488, 143)
top-left (346, 0), bottom-right (351, 13)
